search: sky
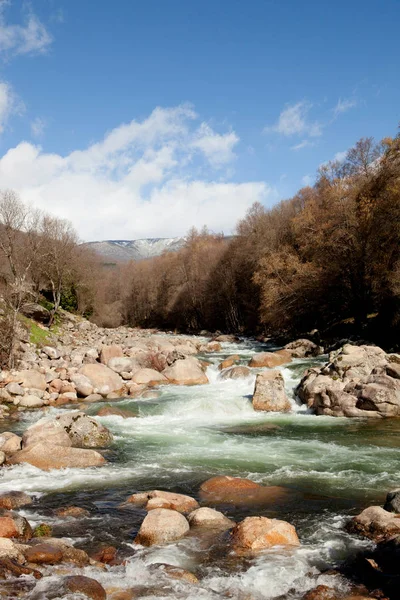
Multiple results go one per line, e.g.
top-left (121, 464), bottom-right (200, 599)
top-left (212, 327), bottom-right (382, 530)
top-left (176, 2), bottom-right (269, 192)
top-left (0, 0), bottom-right (399, 242)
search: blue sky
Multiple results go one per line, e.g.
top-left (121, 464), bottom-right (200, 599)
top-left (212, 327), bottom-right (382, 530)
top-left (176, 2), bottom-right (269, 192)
top-left (0, 0), bottom-right (398, 240)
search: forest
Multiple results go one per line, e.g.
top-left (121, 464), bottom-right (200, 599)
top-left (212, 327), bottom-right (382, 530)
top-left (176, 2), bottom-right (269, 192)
top-left (1, 130), bottom-right (399, 365)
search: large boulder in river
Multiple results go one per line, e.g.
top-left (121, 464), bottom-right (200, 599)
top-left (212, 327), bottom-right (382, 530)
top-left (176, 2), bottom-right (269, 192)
top-left (55, 411), bottom-right (113, 448)
top-left (135, 508), bottom-right (189, 546)
top-left (252, 369), bottom-right (291, 412)
top-left (249, 350), bottom-right (292, 368)
top-left (384, 489), bottom-right (400, 513)
top-left (79, 363), bottom-right (123, 396)
top-left (220, 366), bottom-right (251, 380)
top-left (22, 418), bottom-right (72, 448)
top-left (9, 442), bottom-right (106, 470)
top-left (188, 507), bottom-right (235, 529)
top-left (284, 339), bottom-right (323, 358)
top-left (218, 355), bottom-right (240, 370)
top-left (346, 506), bottom-right (400, 542)
top-left (231, 516), bottom-right (300, 554)
top-left (199, 475), bottom-right (289, 507)
top-left (131, 368), bottom-right (168, 386)
top-left (124, 490), bottom-right (199, 513)
top-left (297, 344), bottom-right (400, 417)
top-left (163, 357), bottom-right (209, 385)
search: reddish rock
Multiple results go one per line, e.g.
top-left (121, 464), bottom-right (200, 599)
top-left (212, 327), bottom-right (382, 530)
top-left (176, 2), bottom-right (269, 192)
top-left (54, 506), bottom-right (90, 518)
top-left (97, 406), bottom-right (136, 418)
top-left (100, 344), bottom-right (123, 365)
top-left (64, 575), bottom-right (107, 600)
top-left (125, 490), bottom-right (199, 513)
top-left (0, 514), bottom-right (32, 540)
top-left (24, 543), bottom-right (63, 564)
top-left (249, 350), bottom-right (292, 368)
top-left (252, 369), bottom-right (291, 412)
top-left (9, 442), bottom-right (106, 470)
top-left (135, 508), bottom-right (189, 546)
top-left (231, 516), bottom-right (300, 554)
top-left (302, 586), bottom-right (337, 600)
top-left (218, 355), bottom-right (240, 370)
top-left (91, 545), bottom-right (118, 564)
top-left (0, 491), bottom-right (32, 510)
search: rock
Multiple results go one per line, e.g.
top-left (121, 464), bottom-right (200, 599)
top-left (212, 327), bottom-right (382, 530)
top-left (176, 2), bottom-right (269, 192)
top-left (85, 393), bottom-right (103, 402)
top-left (231, 516), bottom-right (300, 554)
top-left (22, 418), bottom-right (72, 448)
top-left (163, 357), bottom-right (209, 385)
top-left (125, 490), bottom-right (199, 513)
top-left (70, 373), bottom-right (94, 397)
top-left (0, 513), bottom-right (32, 540)
top-left (79, 363), bottom-right (123, 396)
top-left (14, 370), bottom-right (46, 391)
top-left (42, 346), bottom-right (60, 360)
top-left (18, 394), bottom-right (45, 408)
top-left (0, 491), bottom-right (32, 510)
top-left (213, 334), bottom-right (239, 343)
top-left (199, 476), bottom-right (289, 506)
top-left (302, 586), bottom-right (337, 600)
top-left (0, 432), bottom-right (22, 454)
top-left (347, 506), bottom-right (400, 541)
top-left (284, 339), bottom-right (323, 358)
top-left (220, 366), bottom-right (251, 380)
top-left (252, 369), bottom-right (291, 412)
top-left (100, 344), bottom-right (123, 365)
top-left (20, 303), bottom-right (50, 323)
top-left (131, 368), bottom-right (168, 386)
top-left (54, 506), bottom-right (90, 518)
top-left (0, 451), bottom-right (5, 465)
top-left (91, 545), bottom-right (118, 564)
top-left (97, 406), bottom-right (135, 418)
top-left (24, 543), bottom-right (63, 564)
top-left (135, 508), bottom-right (190, 546)
top-left (9, 442), bottom-right (106, 470)
top-left (384, 489), bottom-right (400, 513)
top-left (249, 350), bottom-right (292, 368)
top-left (63, 575), bottom-right (107, 600)
top-left (297, 344), bottom-right (400, 418)
top-left (0, 538), bottom-right (25, 563)
top-left (218, 355), bottom-right (240, 370)
top-left (150, 563), bottom-right (199, 584)
top-left (108, 356), bottom-right (134, 374)
top-left (188, 507), bottom-right (235, 529)
top-left (200, 341), bottom-right (222, 352)
top-left (6, 382), bottom-right (24, 396)
top-left (55, 411), bottom-right (113, 448)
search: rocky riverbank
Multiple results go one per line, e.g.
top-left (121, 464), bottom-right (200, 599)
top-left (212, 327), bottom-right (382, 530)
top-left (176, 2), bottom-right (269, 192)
top-left (0, 312), bottom-right (399, 598)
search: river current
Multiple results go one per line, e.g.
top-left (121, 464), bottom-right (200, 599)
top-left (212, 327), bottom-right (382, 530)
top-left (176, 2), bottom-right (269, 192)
top-left (2, 338), bottom-right (400, 599)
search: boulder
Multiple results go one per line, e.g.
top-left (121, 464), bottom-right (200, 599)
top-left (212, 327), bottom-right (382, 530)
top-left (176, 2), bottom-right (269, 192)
top-left (20, 303), bottom-right (50, 323)
top-left (9, 442), bottom-right (106, 470)
top-left (18, 394), bottom-right (45, 408)
top-left (0, 432), bottom-right (22, 454)
top-left (63, 575), bottom-right (106, 600)
top-left (252, 369), bottom-right (291, 412)
top-left (220, 366), bottom-right (251, 380)
top-left (0, 491), bottom-right (32, 510)
top-left (284, 339), bottom-right (323, 358)
top-left (249, 350), bottom-right (292, 368)
top-left (24, 543), bottom-right (63, 564)
top-left (70, 373), bottom-right (94, 397)
top-left (42, 346), bottom-right (60, 360)
top-left (218, 355), bottom-right (240, 370)
top-left (22, 419), bottom-right (72, 448)
top-left (297, 344), bottom-right (400, 418)
top-left (163, 357), bottom-right (209, 386)
top-left (0, 513), bottom-right (32, 540)
top-left (0, 451), bottom-right (4, 465)
top-left (135, 508), bottom-right (189, 546)
top-left (188, 507), bottom-right (235, 529)
top-left (6, 382), bottom-right (24, 396)
top-left (0, 538), bottom-right (25, 563)
top-left (131, 368), bottom-right (168, 386)
top-left (347, 506), bottom-right (400, 541)
top-left (14, 370), bottom-right (46, 391)
top-left (124, 490), bottom-right (199, 513)
top-left (107, 356), bottom-right (134, 374)
top-left (302, 586), bottom-right (338, 600)
top-left (79, 363), bottom-right (123, 395)
top-left (213, 334), bottom-right (239, 343)
top-left (199, 476), bottom-right (289, 506)
top-left (384, 489), bottom-right (400, 513)
top-left (97, 406), bottom-right (136, 418)
top-left (54, 506), bottom-right (90, 519)
top-left (55, 411), bottom-right (113, 448)
top-left (100, 344), bottom-right (123, 365)
top-left (231, 516), bottom-right (300, 554)
top-left (149, 563), bottom-right (199, 584)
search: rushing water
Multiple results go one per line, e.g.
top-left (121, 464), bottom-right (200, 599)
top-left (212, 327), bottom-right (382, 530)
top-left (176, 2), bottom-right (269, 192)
top-left (2, 339), bottom-right (400, 599)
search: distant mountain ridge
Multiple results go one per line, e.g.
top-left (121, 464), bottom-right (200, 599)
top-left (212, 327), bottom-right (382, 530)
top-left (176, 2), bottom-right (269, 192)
top-left (85, 237), bottom-right (187, 262)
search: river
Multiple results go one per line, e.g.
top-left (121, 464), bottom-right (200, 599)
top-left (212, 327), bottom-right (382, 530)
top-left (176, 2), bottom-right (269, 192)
top-left (2, 338), bottom-right (400, 599)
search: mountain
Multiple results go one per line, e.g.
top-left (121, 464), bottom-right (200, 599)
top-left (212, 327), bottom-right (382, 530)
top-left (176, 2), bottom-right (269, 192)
top-left (85, 237), bottom-right (187, 262)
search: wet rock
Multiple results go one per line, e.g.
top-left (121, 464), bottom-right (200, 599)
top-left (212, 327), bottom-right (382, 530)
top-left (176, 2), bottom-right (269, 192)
top-left (17, 394), bottom-right (45, 408)
top-left (22, 418), bottom-right (72, 448)
top-left (284, 339), bottom-right (324, 358)
top-left (0, 513), bottom-right (32, 540)
top-left (252, 369), bottom-right (291, 412)
top-left (54, 506), bottom-right (90, 518)
top-left (64, 575), bottom-right (107, 600)
top-left (347, 506), bottom-right (400, 541)
top-left (91, 545), bottom-right (118, 564)
top-left (218, 355), bottom-right (240, 370)
top-left (0, 491), bottom-right (32, 510)
top-left (131, 368), bottom-right (168, 386)
top-left (0, 538), bottom-right (25, 563)
top-left (213, 334), bottom-right (239, 343)
top-left (9, 442), bottom-right (106, 470)
top-left (188, 507), bottom-right (235, 529)
top-left (0, 432), bottom-right (22, 454)
top-left (249, 350), bottom-right (292, 368)
top-left (55, 411), bottom-right (113, 448)
top-left (24, 543), bottom-right (63, 564)
top-left (220, 366), bottom-right (251, 380)
top-left (0, 451), bottom-right (5, 465)
top-left (302, 586), bottom-right (337, 600)
top-left (149, 563), bottom-right (199, 584)
top-left (79, 363), bottom-right (123, 396)
top-left (199, 476), bottom-right (260, 504)
top-left (124, 490), bottom-right (199, 513)
top-left (384, 489), bottom-right (400, 513)
top-left (97, 406), bottom-right (136, 418)
top-left (135, 508), bottom-right (190, 546)
top-left (163, 357), bottom-right (209, 385)
top-left (231, 516), bottom-right (300, 554)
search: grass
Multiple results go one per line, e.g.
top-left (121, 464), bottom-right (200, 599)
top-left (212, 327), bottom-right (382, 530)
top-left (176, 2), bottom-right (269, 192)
top-left (19, 315), bottom-right (56, 347)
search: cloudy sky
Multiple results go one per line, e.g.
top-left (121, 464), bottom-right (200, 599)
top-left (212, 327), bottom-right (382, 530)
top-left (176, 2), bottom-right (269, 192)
top-left (0, 0), bottom-right (399, 241)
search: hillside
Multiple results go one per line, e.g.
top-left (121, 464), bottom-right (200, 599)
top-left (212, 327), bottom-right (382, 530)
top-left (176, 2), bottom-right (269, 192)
top-left (84, 237), bottom-right (186, 262)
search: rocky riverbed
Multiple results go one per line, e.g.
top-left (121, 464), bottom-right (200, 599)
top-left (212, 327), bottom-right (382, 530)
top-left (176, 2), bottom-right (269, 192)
top-left (0, 313), bottom-right (399, 598)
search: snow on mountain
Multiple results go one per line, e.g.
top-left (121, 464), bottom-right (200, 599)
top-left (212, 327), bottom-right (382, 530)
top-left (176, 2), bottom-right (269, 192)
top-left (84, 237), bottom-right (187, 262)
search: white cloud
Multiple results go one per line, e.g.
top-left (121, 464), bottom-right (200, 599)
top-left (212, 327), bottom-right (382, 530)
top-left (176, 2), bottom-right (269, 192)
top-left (333, 98), bottom-right (357, 117)
top-left (31, 116), bottom-right (45, 137)
top-left (0, 80), bottom-right (19, 132)
top-left (333, 150), bottom-right (347, 163)
top-left (301, 174), bottom-right (313, 186)
top-left (0, 2), bottom-right (52, 57)
top-left (0, 105), bottom-right (271, 240)
top-left (266, 101), bottom-right (322, 138)
top-left (291, 139), bottom-right (316, 151)
top-left (191, 122), bottom-right (239, 167)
